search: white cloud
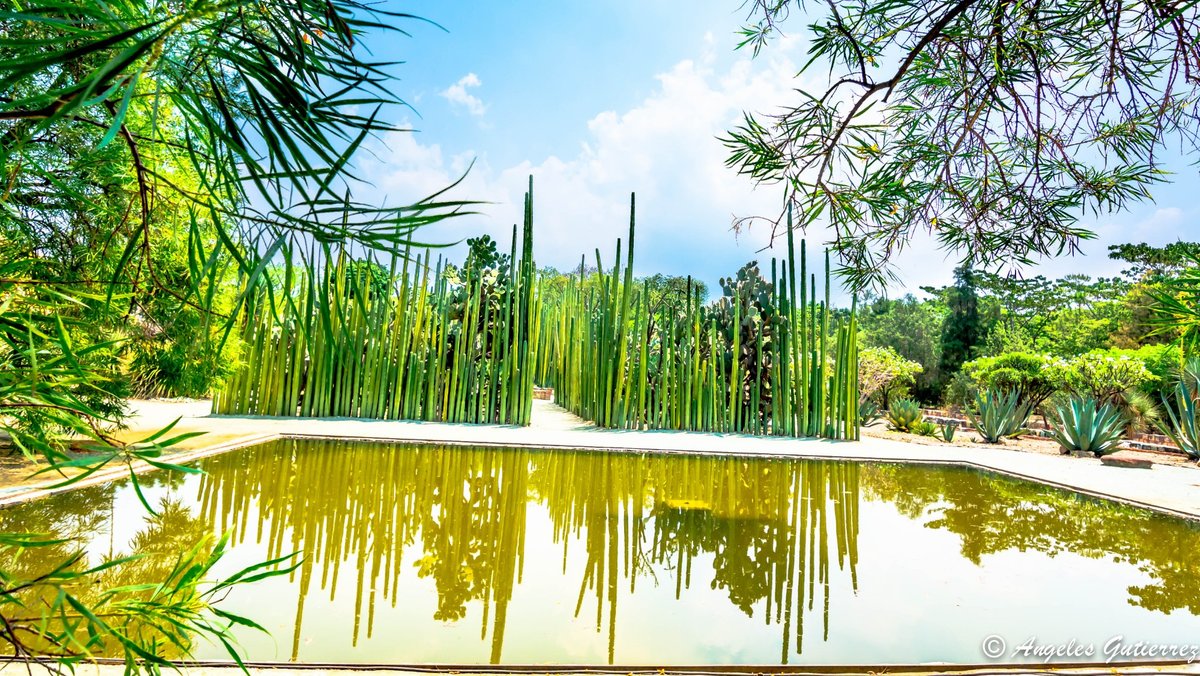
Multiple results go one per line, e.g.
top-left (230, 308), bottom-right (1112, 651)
top-left (439, 73), bottom-right (487, 117)
top-left (1132, 207), bottom-right (1185, 236)
top-left (363, 52), bottom-right (824, 292)
top-left (362, 51), bottom-right (1193, 300)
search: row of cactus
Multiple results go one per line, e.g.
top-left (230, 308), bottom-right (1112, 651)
top-left (213, 181), bottom-right (541, 424)
top-left (537, 200), bottom-right (860, 439)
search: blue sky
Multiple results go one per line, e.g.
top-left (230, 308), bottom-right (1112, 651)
top-left (352, 1), bottom-right (1199, 300)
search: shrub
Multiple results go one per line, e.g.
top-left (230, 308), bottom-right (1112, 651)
top-left (1118, 389), bottom-right (1160, 435)
top-left (128, 332), bottom-right (242, 399)
top-left (1059, 353), bottom-right (1155, 405)
top-left (886, 398), bottom-right (923, 432)
top-left (1050, 396), bottom-right (1127, 457)
top-left (967, 389), bottom-right (1031, 443)
top-left (961, 352), bottom-right (1061, 412)
top-left (858, 346), bottom-right (923, 407)
top-left (942, 370), bottom-right (977, 410)
top-left (1086, 344), bottom-right (1180, 398)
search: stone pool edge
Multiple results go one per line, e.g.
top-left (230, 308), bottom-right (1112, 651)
top-left (2, 399), bottom-right (1199, 520)
top-left (0, 431), bottom-right (279, 508)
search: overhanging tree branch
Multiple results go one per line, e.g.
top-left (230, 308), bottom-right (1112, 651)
top-left (724, 0), bottom-right (1200, 291)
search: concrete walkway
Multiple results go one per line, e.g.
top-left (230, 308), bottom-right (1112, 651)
top-left (2, 399), bottom-right (1199, 519)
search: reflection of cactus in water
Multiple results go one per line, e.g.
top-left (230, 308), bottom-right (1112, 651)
top-left (643, 456), bottom-right (860, 661)
top-left (16, 439), bottom-right (1200, 665)
top-left (189, 440), bottom-right (860, 664)
top-left (524, 450), bottom-right (861, 664)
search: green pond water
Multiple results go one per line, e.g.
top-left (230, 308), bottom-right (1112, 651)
top-left (4, 439), bottom-right (1200, 665)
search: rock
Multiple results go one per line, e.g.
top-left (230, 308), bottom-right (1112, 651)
top-left (1069, 450), bottom-right (1093, 459)
top-left (1100, 452), bottom-right (1153, 469)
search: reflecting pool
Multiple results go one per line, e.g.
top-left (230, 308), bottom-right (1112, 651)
top-left (3, 439), bottom-right (1199, 665)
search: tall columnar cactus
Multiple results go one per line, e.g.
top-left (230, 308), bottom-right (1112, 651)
top-left (213, 181), bottom-right (542, 425)
top-left (538, 199), bottom-right (859, 440)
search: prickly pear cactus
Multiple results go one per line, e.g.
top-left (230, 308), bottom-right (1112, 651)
top-left (705, 262), bottom-right (781, 419)
top-left (442, 234), bottom-right (512, 366)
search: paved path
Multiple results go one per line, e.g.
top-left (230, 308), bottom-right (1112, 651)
top-left (2, 399), bottom-right (1199, 519)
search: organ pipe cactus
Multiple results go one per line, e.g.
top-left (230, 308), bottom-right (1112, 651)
top-left (537, 204), bottom-right (859, 439)
top-left (218, 189), bottom-right (861, 440)
top-left (213, 179), bottom-right (541, 425)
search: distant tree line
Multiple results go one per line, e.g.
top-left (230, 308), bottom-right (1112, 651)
top-left (859, 242), bottom-right (1194, 404)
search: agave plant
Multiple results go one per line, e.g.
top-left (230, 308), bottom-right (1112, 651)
top-left (886, 398), bottom-right (923, 432)
top-left (911, 419), bottom-right (940, 437)
top-left (858, 399), bottom-right (883, 426)
top-left (940, 421), bottom-right (957, 443)
top-left (1158, 381), bottom-right (1200, 461)
top-left (967, 389), bottom-right (1031, 443)
top-left (1050, 396), bottom-right (1127, 457)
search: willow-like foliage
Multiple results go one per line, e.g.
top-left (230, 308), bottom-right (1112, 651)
top-left (540, 201), bottom-right (859, 439)
top-left (726, 0), bottom-right (1200, 291)
top-left (213, 183), bottom-right (540, 424)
